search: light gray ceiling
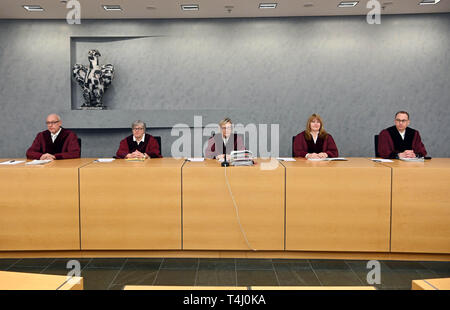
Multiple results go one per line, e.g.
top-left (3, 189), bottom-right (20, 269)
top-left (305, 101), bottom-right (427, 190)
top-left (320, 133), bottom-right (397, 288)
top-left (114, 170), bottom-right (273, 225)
top-left (1, 0), bottom-right (449, 19)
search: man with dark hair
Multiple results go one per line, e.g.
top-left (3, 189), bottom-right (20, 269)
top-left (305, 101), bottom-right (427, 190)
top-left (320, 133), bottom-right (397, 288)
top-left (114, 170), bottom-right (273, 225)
top-left (377, 111), bottom-right (427, 159)
top-left (26, 114), bottom-right (80, 160)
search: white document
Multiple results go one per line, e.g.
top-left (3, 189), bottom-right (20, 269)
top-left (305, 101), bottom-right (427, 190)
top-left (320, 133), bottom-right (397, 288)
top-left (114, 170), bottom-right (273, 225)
top-left (370, 158), bottom-right (394, 163)
top-left (25, 160), bottom-right (52, 165)
top-left (326, 157), bottom-right (347, 161)
top-left (307, 158), bottom-right (326, 161)
top-left (95, 158), bottom-right (115, 163)
top-left (0, 160), bottom-right (25, 165)
top-left (400, 157), bottom-right (424, 162)
top-left (277, 157), bottom-right (296, 162)
top-left (187, 158), bottom-right (205, 162)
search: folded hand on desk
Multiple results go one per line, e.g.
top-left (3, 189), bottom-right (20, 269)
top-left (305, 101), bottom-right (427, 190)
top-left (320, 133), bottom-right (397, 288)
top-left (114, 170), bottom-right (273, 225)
top-left (40, 153), bottom-right (55, 161)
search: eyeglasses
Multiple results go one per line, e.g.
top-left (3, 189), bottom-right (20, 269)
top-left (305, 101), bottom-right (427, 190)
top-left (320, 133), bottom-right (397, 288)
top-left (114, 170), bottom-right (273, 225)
top-left (132, 127), bottom-right (145, 131)
top-left (395, 119), bottom-right (409, 123)
top-left (46, 121), bottom-right (60, 125)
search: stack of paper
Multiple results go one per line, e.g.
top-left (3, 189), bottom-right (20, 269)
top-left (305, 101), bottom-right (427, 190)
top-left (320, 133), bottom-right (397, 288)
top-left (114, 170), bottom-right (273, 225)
top-left (370, 158), bottom-right (394, 163)
top-left (95, 158), bottom-right (115, 163)
top-left (187, 158), bottom-right (205, 162)
top-left (277, 157), bottom-right (296, 162)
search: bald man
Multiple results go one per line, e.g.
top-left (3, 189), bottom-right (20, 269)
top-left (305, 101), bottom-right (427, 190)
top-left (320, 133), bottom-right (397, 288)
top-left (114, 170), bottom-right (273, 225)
top-left (26, 114), bottom-right (81, 160)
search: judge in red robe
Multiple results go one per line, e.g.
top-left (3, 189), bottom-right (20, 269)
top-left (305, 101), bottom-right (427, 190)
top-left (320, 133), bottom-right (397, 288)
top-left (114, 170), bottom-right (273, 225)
top-left (26, 114), bottom-right (80, 160)
top-left (205, 118), bottom-right (245, 160)
top-left (378, 111), bottom-right (427, 159)
top-left (116, 120), bottom-right (162, 159)
top-left (293, 113), bottom-right (339, 159)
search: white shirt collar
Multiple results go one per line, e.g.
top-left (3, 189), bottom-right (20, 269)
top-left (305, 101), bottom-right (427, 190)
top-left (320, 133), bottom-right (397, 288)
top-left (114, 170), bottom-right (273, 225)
top-left (133, 134), bottom-right (145, 144)
top-left (51, 128), bottom-right (62, 143)
top-left (398, 130), bottom-right (406, 140)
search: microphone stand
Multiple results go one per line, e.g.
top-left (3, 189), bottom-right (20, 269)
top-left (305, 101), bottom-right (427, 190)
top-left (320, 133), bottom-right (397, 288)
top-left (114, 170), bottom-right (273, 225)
top-left (221, 141), bottom-right (229, 167)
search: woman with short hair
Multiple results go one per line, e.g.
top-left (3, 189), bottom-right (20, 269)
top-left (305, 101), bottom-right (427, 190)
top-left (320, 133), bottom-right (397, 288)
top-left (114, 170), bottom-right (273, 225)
top-left (116, 120), bottom-right (162, 159)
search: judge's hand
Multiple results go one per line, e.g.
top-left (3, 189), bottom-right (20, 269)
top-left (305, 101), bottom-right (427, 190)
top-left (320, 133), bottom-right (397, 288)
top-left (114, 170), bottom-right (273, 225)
top-left (40, 153), bottom-right (55, 161)
top-left (132, 150), bottom-right (146, 158)
top-left (306, 153), bottom-right (320, 159)
top-left (318, 152), bottom-right (328, 159)
top-left (216, 154), bottom-right (230, 161)
top-left (399, 150), bottom-right (416, 158)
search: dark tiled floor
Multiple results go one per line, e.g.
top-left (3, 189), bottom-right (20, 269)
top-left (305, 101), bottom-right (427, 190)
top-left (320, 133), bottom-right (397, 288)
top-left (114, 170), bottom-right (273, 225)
top-left (0, 258), bottom-right (449, 290)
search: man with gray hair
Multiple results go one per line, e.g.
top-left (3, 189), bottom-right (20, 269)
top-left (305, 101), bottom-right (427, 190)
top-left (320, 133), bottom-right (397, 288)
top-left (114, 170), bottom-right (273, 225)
top-left (116, 120), bottom-right (162, 159)
top-left (26, 113), bottom-right (80, 160)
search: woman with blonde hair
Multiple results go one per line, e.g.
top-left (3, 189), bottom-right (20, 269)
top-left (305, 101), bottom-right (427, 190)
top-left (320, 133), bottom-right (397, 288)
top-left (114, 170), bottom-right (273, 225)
top-left (293, 114), bottom-right (338, 159)
top-left (205, 117), bottom-right (245, 160)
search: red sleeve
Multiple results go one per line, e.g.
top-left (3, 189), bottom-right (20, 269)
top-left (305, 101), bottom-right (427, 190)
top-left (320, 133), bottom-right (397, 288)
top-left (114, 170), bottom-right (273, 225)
top-left (146, 136), bottom-right (162, 158)
top-left (413, 131), bottom-right (427, 157)
top-left (205, 137), bottom-right (216, 159)
top-left (293, 133), bottom-right (308, 158)
top-left (54, 132), bottom-right (81, 159)
top-left (324, 134), bottom-right (339, 158)
top-left (378, 130), bottom-right (396, 159)
top-left (116, 138), bottom-right (130, 159)
top-left (26, 133), bottom-right (44, 160)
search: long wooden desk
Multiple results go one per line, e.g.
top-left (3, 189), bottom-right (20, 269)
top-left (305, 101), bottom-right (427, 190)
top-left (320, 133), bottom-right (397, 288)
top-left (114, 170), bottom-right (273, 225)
top-left (0, 158), bottom-right (92, 251)
top-left (79, 158), bottom-right (183, 250)
top-left (0, 157), bottom-right (449, 260)
top-left (383, 159), bottom-right (450, 254)
top-left (182, 159), bottom-right (285, 250)
top-left (283, 158), bottom-right (391, 252)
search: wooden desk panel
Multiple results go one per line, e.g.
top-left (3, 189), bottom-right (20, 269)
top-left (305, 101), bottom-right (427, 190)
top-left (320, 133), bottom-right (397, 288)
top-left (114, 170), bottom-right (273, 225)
top-left (0, 271), bottom-right (83, 290)
top-left (385, 159), bottom-right (450, 254)
top-left (412, 277), bottom-right (450, 290)
top-left (183, 159), bottom-right (284, 250)
top-left (80, 158), bottom-right (183, 250)
top-left (0, 158), bottom-right (91, 251)
top-left (284, 158), bottom-right (391, 252)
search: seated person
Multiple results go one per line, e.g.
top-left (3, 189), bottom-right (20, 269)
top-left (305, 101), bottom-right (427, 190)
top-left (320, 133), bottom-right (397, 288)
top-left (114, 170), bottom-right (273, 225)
top-left (26, 113), bottom-right (80, 160)
top-left (378, 111), bottom-right (427, 159)
top-left (205, 118), bottom-right (245, 160)
top-left (293, 113), bottom-right (339, 159)
top-left (116, 120), bottom-right (162, 159)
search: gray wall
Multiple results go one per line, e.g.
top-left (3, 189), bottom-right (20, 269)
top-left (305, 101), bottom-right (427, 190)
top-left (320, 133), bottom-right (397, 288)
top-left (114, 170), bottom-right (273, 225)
top-left (0, 15), bottom-right (449, 158)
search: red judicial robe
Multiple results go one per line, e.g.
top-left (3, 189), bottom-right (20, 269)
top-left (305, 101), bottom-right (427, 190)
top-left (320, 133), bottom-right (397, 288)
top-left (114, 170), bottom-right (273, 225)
top-left (26, 128), bottom-right (81, 160)
top-left (205, 133), bottom-right (245, 159)
top-left (115, 134), bottom-right (162, 159)
top-left (293, 131), bottom-right (339, 158)
top-left (378, 126), bottom-right (427, 159)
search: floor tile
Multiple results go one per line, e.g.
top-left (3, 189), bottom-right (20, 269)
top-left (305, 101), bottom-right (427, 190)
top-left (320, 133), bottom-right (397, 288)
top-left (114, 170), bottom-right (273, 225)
top-left (272, 259), bottom-right (311, 270)
top-left (196, 267), bottom-right (236, 286)
top-left (274, 264), bottom-right (321, 286)
top-left (153, 269), bottom-right (197, 286)
top-left (121, 258), bottom-right (163, 270)
top-left (309, 259), bottom-right (351, 270)
top-left (236, 259), bottom-right (273, 270)
top-left (383, 260), bottom-right (428, 271)
top-left (112, 269), bottom-right (159, 286)
top-left (13, 258), bottom-right (56, 268)
top-left (81, 268), bottom-right (121, 290)
top-left (0, 259), bottom-right (20, 270)
top-left (313, 269), bottom-right (364, 286)
top-left (6, 266), bottom-right (47, 274)
top-left (236, 270), bottom-right (279, 286)
top-left (160, 258), bottom-right (198, 270)
top-left (86, 258), bottom-right (127, 269)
